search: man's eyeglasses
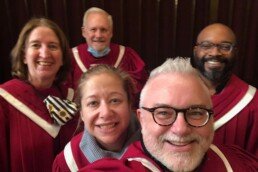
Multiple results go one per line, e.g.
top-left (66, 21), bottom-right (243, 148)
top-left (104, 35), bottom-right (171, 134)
top-left (196, 41), bottom-right (235, 54)
top-left (141, 106), bottom-right (213, 127)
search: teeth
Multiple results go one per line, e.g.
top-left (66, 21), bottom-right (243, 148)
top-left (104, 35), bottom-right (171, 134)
top-left (99, 123), bottom-right (116, 129)
top-left (38, 61), bottom-right (52, 66)
top-left (171, 142), bottom-right (188, 146)
top-left (207, 60), bottom-right (220, 65)
top-left (167, 140), bottom-right (192, 146)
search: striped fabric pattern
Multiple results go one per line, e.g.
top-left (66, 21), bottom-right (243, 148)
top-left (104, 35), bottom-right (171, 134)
top-left (44, 95), bottom-right (78, 125)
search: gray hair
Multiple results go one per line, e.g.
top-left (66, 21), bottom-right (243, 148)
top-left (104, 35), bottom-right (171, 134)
top-left (150, 57), bottom-right (198, 77)
top-left (139, 57), bottom-right (201, 107)
top-left (82, 7), bottom-right (113, 28)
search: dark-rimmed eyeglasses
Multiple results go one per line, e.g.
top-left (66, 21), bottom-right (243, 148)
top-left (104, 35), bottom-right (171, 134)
top-left (141, 106), bottom-right (213, 127)
top-left (196, 41), bottom-right (235, 54)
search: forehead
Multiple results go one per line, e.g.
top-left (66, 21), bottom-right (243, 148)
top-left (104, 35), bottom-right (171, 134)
top-left (143, 73), bottom-right (211, 107)
top-left (28, 26), bottom-right (58, 42)
top-left (85, 12), bottom-right (110, 27)
top-left (82, 73), bottom-right (123, 92)
top-left (197, 25), bottom-right (236, 44)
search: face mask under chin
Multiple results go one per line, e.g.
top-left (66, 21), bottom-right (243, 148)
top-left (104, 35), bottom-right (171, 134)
top-left (87, 46), bottom-right (111, 58)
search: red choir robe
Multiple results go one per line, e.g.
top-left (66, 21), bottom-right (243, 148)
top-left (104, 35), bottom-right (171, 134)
top-left (53, 140), bottom-right (258, 172)
top-left (212, 75), bottom-right (258, 156)
top-left (0, 79), bottom-right (78, 172)
top-left (70, 43), bottom-right (148, 93)
top-left (52, 133), bottom-right (153, 172)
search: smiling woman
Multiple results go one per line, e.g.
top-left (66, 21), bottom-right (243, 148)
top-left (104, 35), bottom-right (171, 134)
top-left (52, 64), bottom-right (140, 171)
top-left (23, 26), bottom-right (63, 89)
top-left (0, 18), bottom-right (78, 172)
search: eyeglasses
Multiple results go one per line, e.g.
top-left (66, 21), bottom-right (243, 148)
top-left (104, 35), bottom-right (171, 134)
top-left (141, 106), bottom-right (213, 127)
top-left (196, 41), bottom-right (235, 54)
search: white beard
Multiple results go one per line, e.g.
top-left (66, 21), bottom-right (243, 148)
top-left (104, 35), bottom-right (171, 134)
top-left (141, 127), bottom-right (214, 172)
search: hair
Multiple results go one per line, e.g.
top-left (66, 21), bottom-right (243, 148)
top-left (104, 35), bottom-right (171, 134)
top-left (76, 64), bottom-right (137, 109)
top-left (82, 7), bottom-right (113, 28)
top-left (139, 57), bottom-right (202, 107)
top-left (11, 17), bottom-right (71, 84)
top-left (74, 64), bottom-right (137, 133)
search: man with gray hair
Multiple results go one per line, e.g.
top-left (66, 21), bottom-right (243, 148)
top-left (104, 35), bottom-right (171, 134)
top-left (70, 7), bottom-right (147, 96)
top-left (134, 57), bottom-right (257, 171)
top-left (68, 57), bottom-right (257, 171)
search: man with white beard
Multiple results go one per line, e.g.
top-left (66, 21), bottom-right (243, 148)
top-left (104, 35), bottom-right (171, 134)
top-left (130, 57), bottom-right (257, 171)
top-left (71, 57), bottom-right (257, 171)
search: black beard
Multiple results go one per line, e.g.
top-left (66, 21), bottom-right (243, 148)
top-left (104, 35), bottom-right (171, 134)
top-left (191, 55), bottom-right (235, 84)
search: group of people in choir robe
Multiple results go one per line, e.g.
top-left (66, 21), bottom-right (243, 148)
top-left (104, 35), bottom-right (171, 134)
top-left (0, 6), bottom-right (257, 172)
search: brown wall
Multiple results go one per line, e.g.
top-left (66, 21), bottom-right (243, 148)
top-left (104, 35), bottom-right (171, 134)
top-left (1, 0), bottom-right (258, 87)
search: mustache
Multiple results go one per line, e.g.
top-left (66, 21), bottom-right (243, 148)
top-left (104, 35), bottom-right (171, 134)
top-left (202, 56), bottom-right (228, 63)
top-left (92, 38), bottom-right (105, 42)
top-left (160, 133), bottom-right (202, 143)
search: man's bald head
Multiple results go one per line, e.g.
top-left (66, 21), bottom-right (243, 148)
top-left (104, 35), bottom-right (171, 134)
top-left (197, 23), bottom-right (236, 45)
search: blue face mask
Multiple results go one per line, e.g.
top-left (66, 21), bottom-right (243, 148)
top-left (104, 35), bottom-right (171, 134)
top-left (87, 46), bottom-right (111, 58)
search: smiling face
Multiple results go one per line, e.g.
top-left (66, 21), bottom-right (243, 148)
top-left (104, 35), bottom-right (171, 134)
top-left (80, 72), bottom-right (131, 151)
top-left (137, 73), bottom-right (214, 171)
top-left (23, 26), bottom-right (63, 89)
top-left (82, 12), bottom-right (113, 52)
top-left (192, 24), bottom-right (236, 84)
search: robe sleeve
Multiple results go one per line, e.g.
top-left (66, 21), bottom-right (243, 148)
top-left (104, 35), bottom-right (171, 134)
top-left (0, 97), bottom-right (10, 171)
top-left (246, 92), bottom-right (258, 156)
top-left (220, 145), bottom-right (258, 171)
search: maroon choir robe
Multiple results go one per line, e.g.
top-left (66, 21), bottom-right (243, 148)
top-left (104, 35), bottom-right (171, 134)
top-left (0, 79), bottom-right (78, 172)
top-left (70, 43), bottom-right (148, 93)
top-left (212, 75), bottom-right (258, 156)
top-left (53, 140), bottom-right (258, 172)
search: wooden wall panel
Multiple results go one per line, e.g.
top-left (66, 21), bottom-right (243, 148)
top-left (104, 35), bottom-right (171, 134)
top-left (0, 0), bottom-right (257, 88)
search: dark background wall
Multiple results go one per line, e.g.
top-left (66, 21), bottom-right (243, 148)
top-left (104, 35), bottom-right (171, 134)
top-left (0, 0), bottom-right (258, 87)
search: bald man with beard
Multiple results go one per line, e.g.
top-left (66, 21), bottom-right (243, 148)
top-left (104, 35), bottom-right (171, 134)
top-left (191, 23), bottom-right (258, 156)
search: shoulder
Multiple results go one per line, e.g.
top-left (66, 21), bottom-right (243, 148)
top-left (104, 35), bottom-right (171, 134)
top-left (53, 132), bottom-right (84, 172)
top-left (111, 43), bottom-right (140, 57)
top-left (70, 132), bottom-right (84, 146)
top-left (52, 150), bottom-right (70, 172)
top-left (74, 43), bottom-right (88, 49)
top-left (209, 144), bottom-right (258, 171)
top-left (230, 75), bottom-right (249, 88)
top-left (0, 79), bottom-right (24, 90)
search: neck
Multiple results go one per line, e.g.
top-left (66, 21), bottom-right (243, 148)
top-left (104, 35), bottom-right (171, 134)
top-left (199, 75), bottom-right (216, 95)
top-left (99, 131), bottom-right (128, 152)
top-left (28, 78), bottom-right (54, 90)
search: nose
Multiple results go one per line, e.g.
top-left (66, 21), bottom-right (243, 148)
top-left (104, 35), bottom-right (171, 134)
top-left (95, 29), bottom-right (102, 38)
top-left (170, 113), bottom-right (191, 136)
top-left (39, 45), bottom-right (50, 58)
top-left (209, 46), bottom-right (222, 56)
top-left (99, 102), bottom-right (113, 119)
